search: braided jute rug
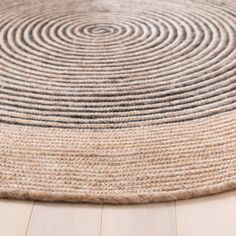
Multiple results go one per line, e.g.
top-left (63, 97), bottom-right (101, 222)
top-left (0, 0), bottom-right (236, 204)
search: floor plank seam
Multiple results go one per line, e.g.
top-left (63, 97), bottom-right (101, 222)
top-left (99, 205), bottom-right (104, 236)
top-left (25, 201), bottom-right (35, 236)
top-left (175, 201), bottom-right (178, 236)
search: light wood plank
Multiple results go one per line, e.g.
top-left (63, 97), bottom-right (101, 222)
top-left (101, 203), bottom-right (177, 236)
top-left (0, 200), bottom-right (33, 236)
top-left (27, 202), bottom-right (102, 236)
top-left (176, 191), bottom-right (236, 236)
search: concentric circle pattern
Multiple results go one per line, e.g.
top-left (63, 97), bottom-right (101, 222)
top-left (1, 0), bottom-right (236, 204)
top-left (0, 0), bottom-right (236, 128)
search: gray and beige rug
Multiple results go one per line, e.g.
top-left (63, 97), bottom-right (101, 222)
top-left (0, 0), bottom-right (236, 203)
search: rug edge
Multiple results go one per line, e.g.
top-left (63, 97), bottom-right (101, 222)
top-left (1, 181), bottom-right (236, 204)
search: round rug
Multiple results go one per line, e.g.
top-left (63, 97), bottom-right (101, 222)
top-left (0, 0), bottom-right (236, 203)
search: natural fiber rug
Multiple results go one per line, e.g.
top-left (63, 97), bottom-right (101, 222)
top-left (0, 0), bottom-right (236, 204)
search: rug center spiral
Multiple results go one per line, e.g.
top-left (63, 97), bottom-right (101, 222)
top-left (0, 2), bottom-right (236, 128)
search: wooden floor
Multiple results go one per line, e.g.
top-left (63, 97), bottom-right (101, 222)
top-left (1, 191), bottom-right (236, 236)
